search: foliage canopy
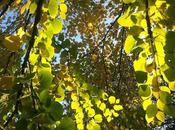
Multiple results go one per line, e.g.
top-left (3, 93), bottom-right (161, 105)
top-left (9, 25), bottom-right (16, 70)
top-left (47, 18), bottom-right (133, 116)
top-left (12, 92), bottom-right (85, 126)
top-left (0, 0), bottom-right (175, 130)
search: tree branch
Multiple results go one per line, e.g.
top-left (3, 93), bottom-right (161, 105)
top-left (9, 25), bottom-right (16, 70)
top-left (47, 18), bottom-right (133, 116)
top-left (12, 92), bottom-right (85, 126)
top-left (0, 0), bottom-right (14, 18)
top-left (3, 0), bottom-right (44, 127)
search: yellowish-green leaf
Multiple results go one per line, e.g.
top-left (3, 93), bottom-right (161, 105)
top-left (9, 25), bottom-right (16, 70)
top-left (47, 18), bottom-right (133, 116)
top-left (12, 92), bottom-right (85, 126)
top-left (117, 7), bottom-right (134, 27)
top-left (145, 114), bottom-right (154, 124)
top-left (88, 108), bottom-right (95, 118)
top-left (71, 101), bottom-right (80, 110)
top-left (99, 103), bottom-right (106, 111)
top-left (169, 82), bottom-right (175, 91)
top-left (94, 114), bottom-right (102, 123)
top-left (156, 111), bottom-right (165, 122)
top-left (51, 19), bottom-right (63, 34)
top-left (108, 96), bottom-right (116, 104)
top-left (160, 86), bottom-right (171, 94)
top-left (146, 104), bottom-right (158, 118)
top-left (29, 2), bottom-right (37, 14)
top-left (113, 105), bottom-right (123, 111)
top-left (142, 99), bottom-right (152, 110)
top-left (60, 3), bottom-right (67, 13)
top-left (29, 53), bottom-right (38, 65)
top-left (124, 35), bottom-right (136, 54)
top-left (48, 0), bottom-right (58, 18)
top-left (123, 0), bottom-right (135, 4)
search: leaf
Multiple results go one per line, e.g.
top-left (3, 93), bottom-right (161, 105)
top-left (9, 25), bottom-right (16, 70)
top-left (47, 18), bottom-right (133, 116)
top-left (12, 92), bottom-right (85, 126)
top-left (29, 2), bottom-right (37, 14)
top-left (142, 99), bottom-right (152, 110)
top-left (157, 99), bottom-right (165, 111)
top-left (169, 82), bottom-right (175, 91)
top-left (49, 101), bottom-right (63, 120)
top-left (145, 114), bottom-right (154, 124)
top-left (124, 35), bottom-right (136, 54)
top-left (51, 19), bottom-right (63, 34)
top-left (138, 85), bottom-right (152, 98)
top-left (60, 3), bottom-right (67, 13)
top-left (135, 71), bottom-right (147, 83)
top-left (38, 68), bottom-right (53, 89)
top-left (0, 76), bottom-right (14, 89)
top-left (55, 86), bottom-right (65, 102)
top-left (160, 86), bottom-right (170, 93)
top-left (56, 117), bottom-right (76, 130)
top-left (156, 111), bottom-right (165, 122)
top-left (71, 101), bottom-right (79, 110)
top-left (108, 96), bottom-right (116, 104)
top-left (123, 0), bottom-right (136, 4)
top-left (159, 91), bottom-right (171, 104)
top-left (3, 35), bottom-right (21, 51)
top-left (48, 0), bottom-right (58, 18)
top-left (88, 108), bottom-right (95, 118)
top-left (99, 103), bottom-right (106, 111)
top-left (117, 7), bottom-right (134, 27)
top-left (29, 53), bottom-right (38, 65)
top-left (146, 104), bottom-right (158, 118)
top-left (113, 105), bottom-right (123, 111)
top-left (94, 114), bottom-right (103, 123)
top-left (164, 105), bottom-right (175, 117)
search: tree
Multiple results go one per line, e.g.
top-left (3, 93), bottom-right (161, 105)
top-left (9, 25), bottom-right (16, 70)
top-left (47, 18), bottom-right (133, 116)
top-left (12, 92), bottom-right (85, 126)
top-left (0, 0), bottom-right (175, 130)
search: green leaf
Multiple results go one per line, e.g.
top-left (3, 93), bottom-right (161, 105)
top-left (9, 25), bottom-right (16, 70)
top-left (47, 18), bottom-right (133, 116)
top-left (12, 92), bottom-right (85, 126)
top-left (60, 3), bottom-right (68, 13)
top-left (49, 101), bottom-right (63, 120)
top-left (164, 104), bottom-right (175, 117)
top-left (135, 71), bottom-right (147, 83)
top-left (15, 118), bottom-right (28, 130)
top-left (56, 117), bottom-right (76, 130)
top-left (124, 35), bottom-right (136, 54)
top-left (138, 85), bottom-right (152, 98)
top-left (146, 104), bottom-right (158, 118)
top-left (49, 0), bottom-right (58, 18)
top-left (165, 31), bottom-right (175, 52)
top-left (159, 91), bottom-right (171, 104)
top-left (38, 68), bottom-right (53, 89)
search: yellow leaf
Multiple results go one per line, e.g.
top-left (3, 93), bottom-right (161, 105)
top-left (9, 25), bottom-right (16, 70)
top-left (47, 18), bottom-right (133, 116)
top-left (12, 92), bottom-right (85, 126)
top-left (156, 111), bottom-right (165, 122)
top-left (108, 96), bottom-right (116, 104)
top-left (99, 103), bottom-right (106, 111)
top-left (60, 3), bottom-right (67, 13)
top-left (169, 82), bottom-right (175, 91)
top-left (104, 108), bottom-right (111, 117)
top-left (124, 35), bottom-right (136, 54)
top-left (142, 99), bottom-right (152, 110)
top-left (88, 108), bottom-right (95, 117)
top-left (94, 114), bottom-right (103, 123)
top-left (160, 86), bottom-right (171, 93)
top-left (49, 0), bottom-right (58, 18)
top-left (71, 101), bottom-right (80, 110)
top-left (113, 105), bottom-right (123, 111)
top-left (145, 114), bottom-right (154, 124)
top-left (29, 53), bottom-right (38, 65)
top-left (117, 7), bottom-right (134, 27)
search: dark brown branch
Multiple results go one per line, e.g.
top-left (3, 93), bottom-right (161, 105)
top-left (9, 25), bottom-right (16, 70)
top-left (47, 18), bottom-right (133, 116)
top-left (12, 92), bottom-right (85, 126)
top-left (3, 52), bottom-right (15, 74)
top-left (0, 0), bottom-right (14, 18)
top-left (3, 0), bottom-right (44, 127)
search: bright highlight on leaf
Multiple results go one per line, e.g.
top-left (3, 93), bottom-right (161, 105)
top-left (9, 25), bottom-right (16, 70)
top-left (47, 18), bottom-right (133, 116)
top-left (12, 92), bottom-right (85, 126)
top-left (60, 4), bottom-right (68, 13)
